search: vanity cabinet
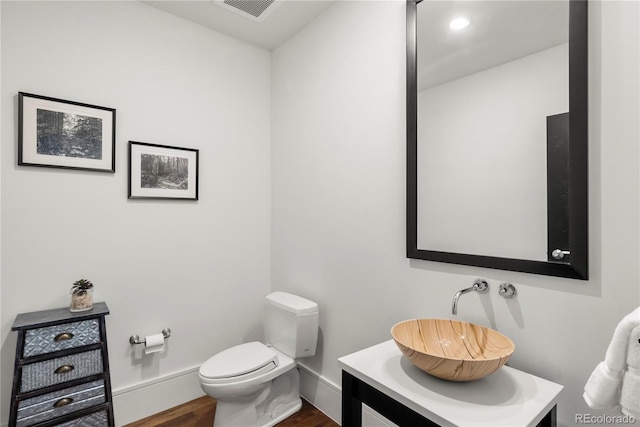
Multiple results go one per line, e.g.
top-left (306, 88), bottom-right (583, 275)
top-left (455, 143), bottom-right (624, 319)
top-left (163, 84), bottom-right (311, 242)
top-left (339, 340), bottom-right (563, 427)
top-left (9, 303), bottom-right (114, 427)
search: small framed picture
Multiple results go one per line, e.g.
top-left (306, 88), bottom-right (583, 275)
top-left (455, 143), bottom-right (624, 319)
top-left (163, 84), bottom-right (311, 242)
top-left (18, 92), bottom-right (116, 172)
top-left (128, 141), bottom-right (199, 200)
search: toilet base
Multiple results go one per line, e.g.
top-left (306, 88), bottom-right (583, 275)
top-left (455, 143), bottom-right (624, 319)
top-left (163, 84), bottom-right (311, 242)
top-left (257, 397), bottom-right (301, 427)
top-left (213, 368), bottom-right (302, 427)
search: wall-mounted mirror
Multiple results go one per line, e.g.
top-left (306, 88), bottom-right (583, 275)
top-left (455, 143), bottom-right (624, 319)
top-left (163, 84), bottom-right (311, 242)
top-left (406, 0), bottom-right (588, 279)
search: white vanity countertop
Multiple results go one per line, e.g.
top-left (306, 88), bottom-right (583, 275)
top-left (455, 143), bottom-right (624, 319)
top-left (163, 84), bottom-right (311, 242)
top-left (338, 340), bottom-right (563, 427)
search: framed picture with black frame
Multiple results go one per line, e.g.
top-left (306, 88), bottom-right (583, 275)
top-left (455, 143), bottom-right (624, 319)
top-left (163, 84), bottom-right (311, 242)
top-left (18, 92), bottom-right (116, 172)
top-left (128, 141), bottom-right (199, 200)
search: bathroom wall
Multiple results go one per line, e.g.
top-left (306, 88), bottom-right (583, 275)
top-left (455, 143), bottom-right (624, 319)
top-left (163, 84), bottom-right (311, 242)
top-left (0, 2), bottom-right (271, 425)
top-left (272, 1), bottom-right (640, 427)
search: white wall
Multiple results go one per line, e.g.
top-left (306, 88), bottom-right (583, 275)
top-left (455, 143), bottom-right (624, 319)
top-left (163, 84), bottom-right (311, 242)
top-left (272, 2), bottom-right (640, 427)
top-left (0, 2), bottom-right (271, 425)
top-left (418, 44), bottom-right (568, 260)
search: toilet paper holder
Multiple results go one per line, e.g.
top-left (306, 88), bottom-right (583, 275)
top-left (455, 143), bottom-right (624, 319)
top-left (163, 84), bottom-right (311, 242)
top-left (129, 328), bottom-right (171, 345)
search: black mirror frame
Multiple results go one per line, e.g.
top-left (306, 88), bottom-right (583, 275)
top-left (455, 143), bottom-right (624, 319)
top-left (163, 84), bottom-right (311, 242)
top-left (406, 0), bottom-right (588, 280)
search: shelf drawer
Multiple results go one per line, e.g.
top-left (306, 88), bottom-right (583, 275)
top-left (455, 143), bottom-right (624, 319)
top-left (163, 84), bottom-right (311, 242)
top-left (16, 380), bottom-right (105, 427)
top-left (52, 408), bottom-right (108, 426)
top-left (23, 320), bottom-right (100, 357)
top-left (20, 350), bottom-right (103, 393)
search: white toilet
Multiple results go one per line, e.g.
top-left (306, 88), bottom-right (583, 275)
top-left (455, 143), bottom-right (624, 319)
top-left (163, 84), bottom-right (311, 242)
top-left (198, 292), bottom-right (319, 427)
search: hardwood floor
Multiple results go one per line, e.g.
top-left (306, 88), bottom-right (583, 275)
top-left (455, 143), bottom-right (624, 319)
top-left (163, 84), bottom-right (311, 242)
top-left (122, 396), bottom-right (339, 427)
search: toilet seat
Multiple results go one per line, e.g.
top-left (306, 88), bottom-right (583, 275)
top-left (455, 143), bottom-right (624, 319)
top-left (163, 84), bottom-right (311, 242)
top-left (199, 342), bottom-right (279, 385)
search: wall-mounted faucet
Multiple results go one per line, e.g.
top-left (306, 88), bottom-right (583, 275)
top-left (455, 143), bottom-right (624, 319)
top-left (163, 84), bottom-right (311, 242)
top-left (452, 279), bottom-right (489, 315)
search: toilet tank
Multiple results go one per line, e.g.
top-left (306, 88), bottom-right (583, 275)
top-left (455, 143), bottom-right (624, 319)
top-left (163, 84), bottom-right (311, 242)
top-left (263, 292), bottom-right (319, 359)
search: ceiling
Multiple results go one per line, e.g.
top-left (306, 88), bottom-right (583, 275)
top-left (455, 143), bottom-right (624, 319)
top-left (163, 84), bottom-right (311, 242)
top-left (144, 1), bottom-right (570, 89)
top-left (143, 0), bottom-right (337, 50)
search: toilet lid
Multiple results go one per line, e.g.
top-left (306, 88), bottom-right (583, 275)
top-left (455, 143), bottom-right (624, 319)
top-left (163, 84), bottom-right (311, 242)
top-left (200, 341), bottom-right (278, 379)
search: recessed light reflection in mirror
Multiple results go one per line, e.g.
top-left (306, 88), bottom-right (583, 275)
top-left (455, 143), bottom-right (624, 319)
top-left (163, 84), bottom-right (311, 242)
top-left (449, 16), bottom-right (470, 31)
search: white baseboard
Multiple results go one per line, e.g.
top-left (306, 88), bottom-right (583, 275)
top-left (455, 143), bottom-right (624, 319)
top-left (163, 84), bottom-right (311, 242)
top-left (112, 365), bottom-right (204, 426)
top-left (297, 363), bottom-right (396, 427)
top-left (298, 362), bottom-right (342, 423)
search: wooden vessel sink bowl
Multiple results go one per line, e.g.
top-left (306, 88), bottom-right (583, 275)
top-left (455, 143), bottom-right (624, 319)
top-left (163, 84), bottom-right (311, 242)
top-left (391, 318), bottom-right (515, 381)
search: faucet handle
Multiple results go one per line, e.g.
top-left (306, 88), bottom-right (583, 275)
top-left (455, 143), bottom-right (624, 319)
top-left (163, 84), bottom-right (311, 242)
top-left (473, 279), bottom-right (489, 293)
top-left (499, 282), bottom-right (517, 299)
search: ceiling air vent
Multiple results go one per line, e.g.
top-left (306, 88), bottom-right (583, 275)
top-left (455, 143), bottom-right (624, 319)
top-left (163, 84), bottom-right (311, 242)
top-left (214, 0), bottom-right (281, 22)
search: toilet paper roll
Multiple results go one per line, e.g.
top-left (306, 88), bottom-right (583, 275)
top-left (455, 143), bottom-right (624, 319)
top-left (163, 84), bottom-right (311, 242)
top-left (144, 333), bottom-right (165, 355)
